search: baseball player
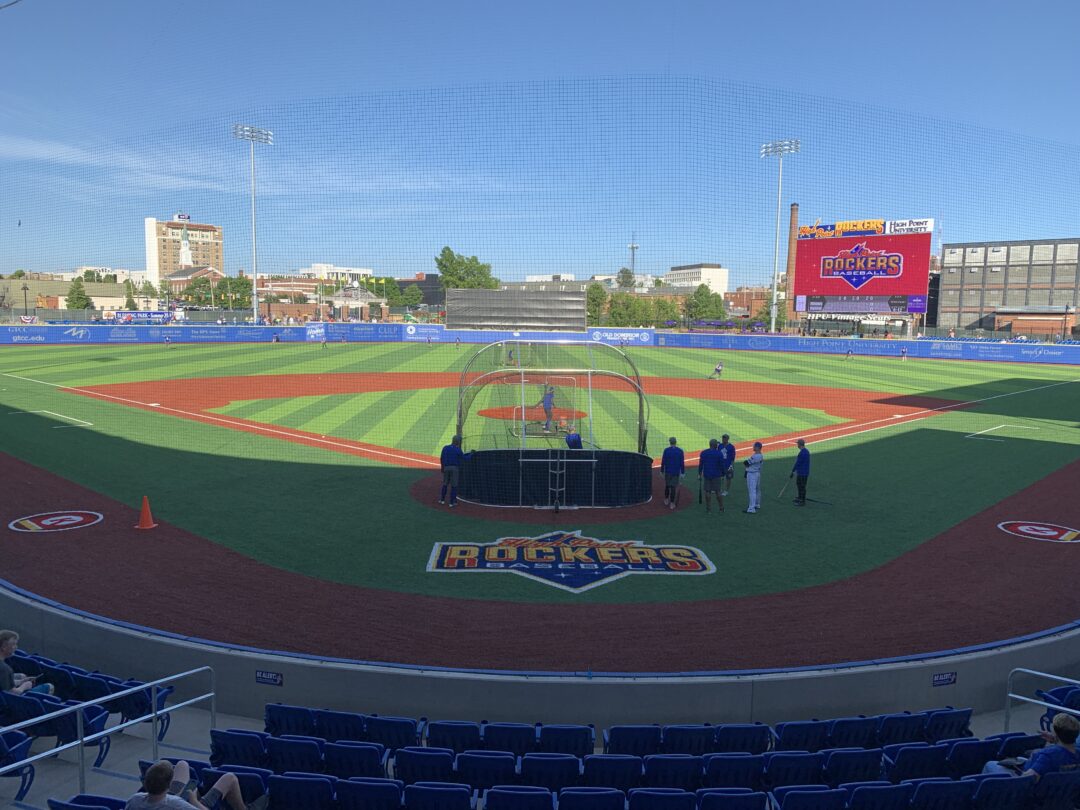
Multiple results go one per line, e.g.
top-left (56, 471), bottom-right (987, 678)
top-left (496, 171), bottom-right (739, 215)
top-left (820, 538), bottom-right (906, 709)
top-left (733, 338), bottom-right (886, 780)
top-left (743, 441), bottom-right (764, 513)
top-left (708, 358), bottom-right (724, 380)
top-left (439, 435), bottom-right (473, 508)
top-left (660, 436), bottom-right (685, 510)
top-left (900, 346), bottom-right (908, 361)
top-left (718, 434), bottom-right (736, 496)
top-left (535, 385), bottom-right (556, 432)
top-left (698, 438), bottom-right (725, 513)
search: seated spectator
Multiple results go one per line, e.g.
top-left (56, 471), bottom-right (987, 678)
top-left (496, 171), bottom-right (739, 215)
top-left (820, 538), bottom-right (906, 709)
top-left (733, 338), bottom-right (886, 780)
top-left (984, 712), bottom-right (1080, 781)
top-left (126, 759), bottom-right (266, 810)
top-left (0, 630), bottom-right (53, 695)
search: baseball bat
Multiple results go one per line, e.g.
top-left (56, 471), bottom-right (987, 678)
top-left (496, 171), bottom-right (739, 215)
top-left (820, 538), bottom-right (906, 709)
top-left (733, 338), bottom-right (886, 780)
top-left (777, 479), bottom-right (791, 499)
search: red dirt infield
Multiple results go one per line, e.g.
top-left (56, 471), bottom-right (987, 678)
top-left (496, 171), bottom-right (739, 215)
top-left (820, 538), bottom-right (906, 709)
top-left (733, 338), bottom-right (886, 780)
top-left (3, 447), bottom-right (1079, 673)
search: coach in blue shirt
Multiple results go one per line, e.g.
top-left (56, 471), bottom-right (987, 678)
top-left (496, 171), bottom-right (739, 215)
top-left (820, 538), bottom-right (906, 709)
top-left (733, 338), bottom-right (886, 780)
top-left (660, 437), bottom-right (685, 510)
top-left (565, 426), bottom-right (583, 450)
top-left (439, 435), bottom-right (473, 508)
top-left (536, 385), bottom-right (556, 432)
top-left (699, 438), bottom-right (725, 513)
top-left (791, 438), bottom-right (810, 506)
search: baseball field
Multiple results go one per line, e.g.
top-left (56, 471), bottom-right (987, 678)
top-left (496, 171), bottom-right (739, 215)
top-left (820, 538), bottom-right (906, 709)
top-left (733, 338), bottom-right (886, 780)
top-left (1, 340), bottom-right (1077, 673)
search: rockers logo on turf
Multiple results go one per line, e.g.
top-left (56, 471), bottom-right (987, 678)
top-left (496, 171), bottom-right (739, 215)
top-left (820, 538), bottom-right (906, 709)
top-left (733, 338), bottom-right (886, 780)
top-left (427, 530), bottom-right (715, 593)
top-left (820, 242), bottom-right (904, 290)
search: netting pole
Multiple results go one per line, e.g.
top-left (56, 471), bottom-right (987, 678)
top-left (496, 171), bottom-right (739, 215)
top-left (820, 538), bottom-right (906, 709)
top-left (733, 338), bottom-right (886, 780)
top-left (518, 367), bottom-right (526, 506)
top-left (587, 370), bottom-right (596, 449)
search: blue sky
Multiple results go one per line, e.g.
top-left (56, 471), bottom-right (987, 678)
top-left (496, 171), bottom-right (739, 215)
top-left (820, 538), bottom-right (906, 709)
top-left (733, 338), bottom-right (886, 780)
top-left (0, 0), bottom-right (1077, 285)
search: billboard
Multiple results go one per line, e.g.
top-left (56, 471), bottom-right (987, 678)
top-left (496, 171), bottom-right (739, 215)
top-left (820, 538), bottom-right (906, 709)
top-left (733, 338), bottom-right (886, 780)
top-left (794, 218), bottom-right (933, 312)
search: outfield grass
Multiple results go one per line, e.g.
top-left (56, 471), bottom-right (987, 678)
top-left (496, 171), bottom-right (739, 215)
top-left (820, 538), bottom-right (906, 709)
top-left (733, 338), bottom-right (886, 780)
top-left (0, 342), bottom-right (1076, 605)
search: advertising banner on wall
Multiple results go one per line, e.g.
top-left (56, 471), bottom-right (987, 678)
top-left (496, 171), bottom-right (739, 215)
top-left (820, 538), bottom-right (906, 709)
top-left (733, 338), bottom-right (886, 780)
top-left (794, 218), bottom-right (933, 311)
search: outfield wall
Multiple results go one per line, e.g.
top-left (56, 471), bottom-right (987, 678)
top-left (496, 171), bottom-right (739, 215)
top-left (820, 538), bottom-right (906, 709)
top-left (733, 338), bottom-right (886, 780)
top-left (2, 323), bottom-right (1078, 364)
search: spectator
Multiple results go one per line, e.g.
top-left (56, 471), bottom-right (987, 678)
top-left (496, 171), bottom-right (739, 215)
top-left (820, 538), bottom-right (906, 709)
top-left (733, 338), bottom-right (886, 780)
top-left (983, 712), bottom-right (1080, 781)
top-left (0, 630), bottom-right (54, 695)
top-left (126, 759), bottom-right (266, 810)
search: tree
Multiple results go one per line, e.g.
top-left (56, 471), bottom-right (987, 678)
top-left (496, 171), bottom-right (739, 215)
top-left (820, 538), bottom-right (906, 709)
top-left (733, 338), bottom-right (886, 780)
top-left (222, 276), bottom-right (252, 309)
top-left (435, 247), bottom-right (498, 289)
top-left (65, 277), bottom-right (94, 310)
top-left (103, 273), bottom-right (117, 284)
top-left (586, 282), bottom-right (608, 325)
top-left (686, 284), bottom-right (726, 322)
top-left (654, 297), bottom-right (681, 326)
top-left (289, 292), bottom-right (308, 304)
top-left (10, 269), bottom-right (26, 279)
top-left (82, 269), bottom-right (101, 282)
top-left (139, 280), bottom-right (157, 307)
top-left (123, 280), bottom-right (138, 310)
top-left (401, 285), bottom-right (424, 306)
top-left (616, 267), bottom-right (635, 289)
top-left (654, 278), bottom-right (664, 287)
top-left (754, 293), bottom-right (787, 329)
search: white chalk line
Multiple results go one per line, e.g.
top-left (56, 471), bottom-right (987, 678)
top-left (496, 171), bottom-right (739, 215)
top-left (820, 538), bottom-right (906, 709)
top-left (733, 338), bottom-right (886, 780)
top-left (965, 424), bottom-right (1042, 441)
top-left (1, 372), bottom-right (439, 467)
top-left (6, 408), bottom-right (93, 429)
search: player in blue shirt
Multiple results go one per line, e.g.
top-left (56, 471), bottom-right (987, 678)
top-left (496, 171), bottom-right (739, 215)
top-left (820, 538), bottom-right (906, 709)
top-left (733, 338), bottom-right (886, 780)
top-left (708, 358), bottom-right (724, 380)
top-left (790, 438), bottom-right (810, 506)
top-left (535, 385), bottom-right (556, 432)
top-left (660, 436), bottom-right (685, 510)
top-left (698, 438), bottom-right (725, 513)
top-left (718, 434), bottom-right (736, 497)
top-left (565, 426), bottom-right (583, 450)
top-left (439, 435), bottom-right (473, 508)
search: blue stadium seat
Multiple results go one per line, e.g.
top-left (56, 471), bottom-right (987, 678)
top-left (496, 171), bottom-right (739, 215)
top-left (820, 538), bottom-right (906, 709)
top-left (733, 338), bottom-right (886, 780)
top-left (482, 722), bottom-right (537, 756)
top-left (313, 708), bottom-right (366, 743)
top-left (538, 724), bottom-right (595, 757)
top-left (427, 721), bottom-right (483, 754)
top-left (0, 730), bottom-right (35, 802)
top-left (51, 703), bottom-right (112, 768)
top-left (323, 741), bottom-right (387, 779)
top-left (336, 776), bottom-right (404, 810)
top-left (986, 732), bottom-right (1045, 759)
top-left (970, 773), bottom-right (1035, 809)
top-left (875, 713), bottom-right (929, 747)
top-left (267, 773), bottom-right (335, 809)
top-left (520, 752), bottom-right (581, 792)
top-left (582, 754), bottom-right (643, 792)
top-left (643, 754), bottom-right (703, 791)
top-left (51, 796), bottom-right (125, 810)
top-left (365, 714), bottom-right (426, 752)
top-left (199, 765), bottom-right (272, 806)
top-left (883, 743), bottom-right (949, 783)
top-left (702, 753), bottom-right (765, 790)
top-left (714, 724), bottom-right (772, 755)
top-left (558, 786), bottom-right (626, 810)
top-left (605, 725), bottom-right (663, 757)
top-left (0, 691), bottom-right (62, 741)
top-left (909, 777), bottom-right (974, 810)
top-left (37, 661), bottom-right (78, 701)
top-left (455, 750), bottom-right (516, 793)
top-left (772, 721), bottom-right (831, 753)
top-left (696, 787), bottom-right (769, 809)
top-left (843, 781), bottom-right (913, 810)
top-left (1033, 769), bottom-right (1080, 810)
top-left (69, 672), bottom-right (119, 708)
top-left (139, 758), bottom-right (213, 782)
top-left (8, 651), bottom-right (43, 677)
top-left (484, 784), bottom-right (554, 809)
top-left (923, 708), bottom-right (973, 743)
top-left (264, 703), bottom-right (317, 737)
top-left (1034, 688), bottom-right (1080, 732)
top-left (394, 746), bottom-right (456, 785)
top-left (210, 728), bottom-right (269, 768)
top-left (945, 738), bottom-right (1001, 778)
top-left (627, 787), bottom-right (697, 809)
top-left (763, 752), bottom-right (825, 788)
top-left (404, 780), bottom-right (476, 810)
top-left (821, 747), bottom-right (882, 787)
top-left (662, 725), bottom-right (716, 756)
top-left (111, 680), bottom-right (175, 741)
top-left (771, 785), bottom-right (847, 810)
top-left (825, 717), bottom-right (878, 750)
top-left (266, 735), bottom-right (323, 774)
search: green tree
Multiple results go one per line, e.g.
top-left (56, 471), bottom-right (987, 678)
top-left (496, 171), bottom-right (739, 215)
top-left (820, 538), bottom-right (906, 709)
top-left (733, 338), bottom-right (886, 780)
top-left (607, 292), bottom-right (644, 326)
top-left (82, 269), bottom-right (101, 282)
top-left (616, 267), bottom-right (635, 289)
top-left (686, 284), bottom-right (726, 322)
top-left (123, 280), bottom-right (138, 310)
top-left (223, 276), bottom-right (252, 309)
top-left (654, 278), bottom-right (664, 287)
top-left (289, 292), bottom-right (308, 304)
top-left (435, 247), bottom-right (498, 289)
top-left (10, 269), bottom-right (26, 279)
top-left (103, 273), bottom-right (117, 284)
top-left (65, 277), bottom-right (94, 310)
top-left (654, 297), bottom-right (681, 325)
top-left (401, 285), bottom-right (424, 306)
top-left (586, 282), bottom-right (608, 325)
top-left (754, 293), bottom-right (786, 329)
top-left (139, 280), bottom-right (157, 307)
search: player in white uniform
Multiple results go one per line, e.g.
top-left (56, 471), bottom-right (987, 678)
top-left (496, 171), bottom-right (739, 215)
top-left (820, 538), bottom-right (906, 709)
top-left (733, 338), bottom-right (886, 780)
top-left (743, 441), bottom-right (764, 513)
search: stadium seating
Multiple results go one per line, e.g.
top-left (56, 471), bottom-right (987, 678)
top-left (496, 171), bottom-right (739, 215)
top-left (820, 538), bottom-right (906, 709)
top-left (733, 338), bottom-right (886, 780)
top-left (908, 777), bottom-right (975, 809)
top-left (267, 772), bottom-right (335, 809)
top-left (696, 787), bottom-right (770, 809)
top-left (335, 776), bottom-right (404, 810)
top-left (315, 708), bottom-right (367, 743)
top-left (772, 720), bottom-right (832, 752)
top-left (945, 738), bottom-right (1001, 778)
top-left (0, 729), bottom-right (35, 801)
top-left (395, 746), bottom-right (456, 785)
top-left (454, 750), bottom-right (516, 793)
top-left (558, 786), bottom-right (627, 810)
top-left (643, 754), bottom-right (703, 791)
top-left (427, 720), bottom-right (483, 753)
top-left (538, 724), bottom-right (596, 757)
top-left (714, 724), bottom-right (772, 755)
top-left (520, 752), bottom-right (582, 791)
top-left (210, 728), bottom-right (270, 768)
top-left (876, 712), bottom-right (930, 747)
top-left (1033, 769), bottom-right (1080, 809)
top-left (843, 780), bottom-right (913, 810)
top-left (484, 784), bottom-right (554, 809)
top-left (662, 724), bottom-right (716, 756)
top-left (970, 772), bottom-right (1035, 808)
top-left (702, 753), bottom-right (765, 790)
top-left (583, 754), bottom-right (644, 792)
top-left (46, 798), bottom-right (125, 810)
top-left (403, 780), bottom-right (476, 810)
top-left (882, 743), bottom-right (950, 782)
top-left (482, 721), bottom-right (537, 756)
top-left (324, 740), bottom-right (388, 779)
top-left (771, 784), bottom-right (848, 809)
top-left (365, 714), bottom-right (427, 752)
top-left (821, 748), bottom-right (883, 787)
top-left (604, 725), bottom-right (664, 757)
top-left (199, 765), bottom-right (271, 805)
top-left (266, 734), bottom-right (323, 774)
top-left (763, 751), bottom-right (826, 788)
top-left (627, 786), bottom-right (697, 809)
top-left (826, 717), bottom-right (879, 750)
top-left (923, 707), bottom-right (973, 742)
top-left (264, 702), bottom-right (318, 737)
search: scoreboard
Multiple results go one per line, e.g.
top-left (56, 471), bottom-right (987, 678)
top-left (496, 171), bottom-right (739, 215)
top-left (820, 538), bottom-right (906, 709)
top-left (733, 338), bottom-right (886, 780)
top-left (796, 294), bottom-right (928, 314)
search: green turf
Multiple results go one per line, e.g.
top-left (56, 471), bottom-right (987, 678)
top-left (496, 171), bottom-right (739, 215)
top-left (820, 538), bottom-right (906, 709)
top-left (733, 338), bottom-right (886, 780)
top-left (0, 342), bottom-right (1077, 604)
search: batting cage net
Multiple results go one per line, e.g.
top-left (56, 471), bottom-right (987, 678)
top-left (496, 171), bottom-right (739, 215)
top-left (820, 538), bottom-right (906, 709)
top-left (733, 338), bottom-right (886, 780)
top-left (455, 340), bottom-right (652, 508)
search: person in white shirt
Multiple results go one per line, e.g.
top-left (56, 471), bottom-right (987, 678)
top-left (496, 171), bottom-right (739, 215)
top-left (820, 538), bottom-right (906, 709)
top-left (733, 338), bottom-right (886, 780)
top-left (743, 441), bottom-right (764, 513)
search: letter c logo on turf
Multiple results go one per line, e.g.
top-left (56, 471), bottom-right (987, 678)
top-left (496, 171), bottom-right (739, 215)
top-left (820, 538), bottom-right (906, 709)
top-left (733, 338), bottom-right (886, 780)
top-left (997, 521), bottom-right (1080, 543)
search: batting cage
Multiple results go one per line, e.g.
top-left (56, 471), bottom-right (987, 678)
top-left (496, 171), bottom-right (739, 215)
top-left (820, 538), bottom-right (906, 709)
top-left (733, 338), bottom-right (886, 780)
top-left (455, 340), bottom-right (651, 509)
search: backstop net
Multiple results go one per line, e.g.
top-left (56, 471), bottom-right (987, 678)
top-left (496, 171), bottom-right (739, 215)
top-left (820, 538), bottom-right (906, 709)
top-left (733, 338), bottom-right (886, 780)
top-left (455, 340), bottom-right (652, 508)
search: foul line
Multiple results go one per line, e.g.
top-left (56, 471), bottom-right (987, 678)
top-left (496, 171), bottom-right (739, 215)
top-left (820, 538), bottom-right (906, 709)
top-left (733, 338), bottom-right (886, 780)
top-left (6, 408), bottom-right (93, 429)
top-left (1, 372), bottom-right (440, 467)
top-left (965, 424), bottom-right (1042, 442)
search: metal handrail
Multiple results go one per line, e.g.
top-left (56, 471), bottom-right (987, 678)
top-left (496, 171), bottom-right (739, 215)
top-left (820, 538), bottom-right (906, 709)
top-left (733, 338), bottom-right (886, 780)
top-left (0, 665), bottom-right (215, 794)
top-left (1004, 667), bottom-right (1080, 732)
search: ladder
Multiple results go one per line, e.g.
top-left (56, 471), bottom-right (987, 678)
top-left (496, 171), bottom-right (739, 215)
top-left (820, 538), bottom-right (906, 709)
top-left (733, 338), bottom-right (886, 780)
top-left (548, 449), bottom-right (567, 512)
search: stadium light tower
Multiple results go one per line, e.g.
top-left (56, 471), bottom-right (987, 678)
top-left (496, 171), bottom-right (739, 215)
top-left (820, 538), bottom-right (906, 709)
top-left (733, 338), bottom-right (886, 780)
top-left (232, 124), bottom-right (273, 326)
top-left (760, 139), bottom-right (800, 332)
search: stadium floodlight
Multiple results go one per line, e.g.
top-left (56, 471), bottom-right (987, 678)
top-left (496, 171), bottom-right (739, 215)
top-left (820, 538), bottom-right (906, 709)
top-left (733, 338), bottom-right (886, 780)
top-left (232, 124), bottom-right (273, 326)
top-left (760, 139), bottom-right (800, 333)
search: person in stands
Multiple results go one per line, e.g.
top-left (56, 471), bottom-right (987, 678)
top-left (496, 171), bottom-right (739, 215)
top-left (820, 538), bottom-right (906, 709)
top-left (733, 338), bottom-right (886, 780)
top-left (126, 759), bottom-right (266, 810)
top-left (0, 630), bottom-right (53, 696)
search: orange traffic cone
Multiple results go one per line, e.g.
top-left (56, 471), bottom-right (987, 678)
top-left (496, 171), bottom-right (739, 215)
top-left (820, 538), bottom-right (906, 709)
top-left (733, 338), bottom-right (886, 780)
top-left (134, 496), bottom-right (158, 530)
